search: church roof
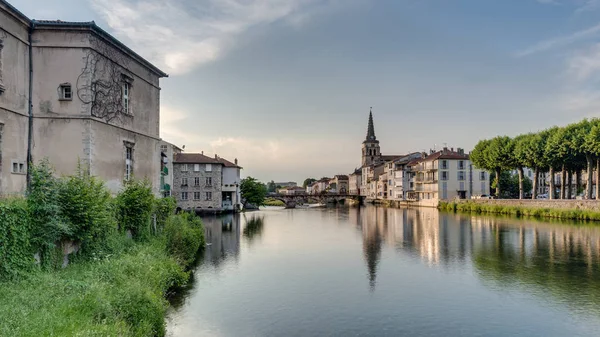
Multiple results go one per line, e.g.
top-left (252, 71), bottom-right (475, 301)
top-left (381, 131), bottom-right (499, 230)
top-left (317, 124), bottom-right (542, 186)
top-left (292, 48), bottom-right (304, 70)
top-left (363, 108), bottom-right (379, 144)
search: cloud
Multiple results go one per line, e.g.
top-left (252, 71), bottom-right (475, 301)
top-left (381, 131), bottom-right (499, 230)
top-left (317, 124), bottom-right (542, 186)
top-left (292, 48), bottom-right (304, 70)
top-left (89, 0), bottom-right (336, 75)
top-left (561, 43), bottom-right (600, 114)
top-left (514, 22), bottom-right (600, 57)
top-left (575, 0), bottom-right (600, 13)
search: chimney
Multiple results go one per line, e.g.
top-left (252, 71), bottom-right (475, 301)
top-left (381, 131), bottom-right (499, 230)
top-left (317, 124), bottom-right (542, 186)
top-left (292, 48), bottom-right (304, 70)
top-left (215, 154), bottom-right (218, 159)
top-left (451, 147), bottom-right (454, 152)
top-left (443, 147), bottom-right (448, 154)
top-left (234, 158), bottom-right (238, 165)
top-left (201, 151), bottom-right (204, 155)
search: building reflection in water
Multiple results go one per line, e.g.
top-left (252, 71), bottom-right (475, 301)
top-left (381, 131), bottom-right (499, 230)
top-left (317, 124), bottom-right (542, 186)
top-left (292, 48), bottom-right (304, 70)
top-left (202, 213), bottom-right (241, 267)
top-left (349, 206), bottom-right (600, 310)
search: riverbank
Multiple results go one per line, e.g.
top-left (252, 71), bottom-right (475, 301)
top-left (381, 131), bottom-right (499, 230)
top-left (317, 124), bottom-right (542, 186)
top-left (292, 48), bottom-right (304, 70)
top-left (439, 199), bottom-right (600, 221)
top-left (0, 239), bottom-right (188, 336)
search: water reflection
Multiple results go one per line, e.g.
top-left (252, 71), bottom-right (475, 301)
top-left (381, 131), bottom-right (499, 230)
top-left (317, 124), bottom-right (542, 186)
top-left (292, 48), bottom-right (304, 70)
top-left (242, 214), bottom-right (265, 244)
top-left (352, 206), bottom-right (600, 312)
top-left (202, 213), bottom-right (240, 267)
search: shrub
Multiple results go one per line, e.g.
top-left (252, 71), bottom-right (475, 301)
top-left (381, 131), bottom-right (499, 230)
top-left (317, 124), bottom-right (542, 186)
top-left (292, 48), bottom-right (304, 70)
top-left (115, 180), bottom-right (155, 240)
top-left (164, 213), bottom-right (205, 269)
top-left (0, 198), bottom-right (33, 280)
top-left (27, 160), bottom-right (70, 269)
top-left (155, 197), bottom-right (176, 233)
top-left (58, 164), bottom-right (117, 259)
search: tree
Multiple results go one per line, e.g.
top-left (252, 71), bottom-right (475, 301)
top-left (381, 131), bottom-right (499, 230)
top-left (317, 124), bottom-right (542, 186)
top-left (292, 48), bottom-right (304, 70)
top-left (240, 177), bottom-right (267, 209)
top-left (303, 178), bottom-right (317, 188)
top-left (586, 119), bottom-right (600, 200)
top-left (266, 180), bottom-right (277, 193)
top-left (490, 171), bottom-right (533, 199)
top-left (522, 131), bottom-right (549, 199)
top-left (545, 127), bottom-right (570, 199)
top-left (471, 136), bottom-right (513, 198)
top-left (512, 134), bottom-right (531, 199)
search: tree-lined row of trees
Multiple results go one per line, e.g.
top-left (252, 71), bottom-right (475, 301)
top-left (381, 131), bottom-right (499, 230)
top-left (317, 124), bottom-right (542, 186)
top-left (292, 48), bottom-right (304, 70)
top-left (471, 118), bottom-right (600, 200)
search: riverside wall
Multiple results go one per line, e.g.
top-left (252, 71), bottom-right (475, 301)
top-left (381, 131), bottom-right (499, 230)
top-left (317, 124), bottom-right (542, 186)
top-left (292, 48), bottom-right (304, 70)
top-left (450, 199), bottom-right (600, 211)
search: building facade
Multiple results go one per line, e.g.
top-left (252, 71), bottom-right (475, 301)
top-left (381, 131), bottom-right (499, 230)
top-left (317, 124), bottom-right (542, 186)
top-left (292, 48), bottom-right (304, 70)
top-left (348, 169), bottom-right (362, 196)
top-left (172, 153), bottom-right (242, 212)
top-left (406, 148), bottom-right (489, 207)
top-left (0, 1), bottom-right (168, 195)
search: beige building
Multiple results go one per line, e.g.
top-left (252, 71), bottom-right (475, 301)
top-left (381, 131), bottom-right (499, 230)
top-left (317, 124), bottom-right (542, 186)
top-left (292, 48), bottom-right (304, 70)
top-left (329, 175), bottom-right (349, 194)
top-left (348, 168), bottom-right (362, 195)
top-left (406, 148), bottom-right (489, 207)
top-left (172, 153), bottom-right (242, 213)
top-left (0, 1), bottom-right (167, 195)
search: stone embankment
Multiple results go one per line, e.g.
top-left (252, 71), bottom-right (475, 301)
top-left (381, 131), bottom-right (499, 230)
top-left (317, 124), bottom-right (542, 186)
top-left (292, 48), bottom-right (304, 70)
top-left (455, 199), bottom-right (600, 211)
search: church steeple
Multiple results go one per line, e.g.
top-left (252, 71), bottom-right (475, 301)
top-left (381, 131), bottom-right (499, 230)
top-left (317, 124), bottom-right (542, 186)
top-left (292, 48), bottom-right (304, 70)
top-left (366, 107), bottom-right (376, 141)
top-left (361, 108), bottom-right (381, 167)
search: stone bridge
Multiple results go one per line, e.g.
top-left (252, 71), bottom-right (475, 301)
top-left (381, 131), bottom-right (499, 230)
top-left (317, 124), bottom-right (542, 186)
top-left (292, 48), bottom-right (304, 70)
top-left (270, 194), bottom-right (364, 208)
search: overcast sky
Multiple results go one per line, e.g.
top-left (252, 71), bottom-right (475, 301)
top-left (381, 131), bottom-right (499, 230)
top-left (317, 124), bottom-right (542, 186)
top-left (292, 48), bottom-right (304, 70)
top-left (11, 0), bottom-right (600, 182)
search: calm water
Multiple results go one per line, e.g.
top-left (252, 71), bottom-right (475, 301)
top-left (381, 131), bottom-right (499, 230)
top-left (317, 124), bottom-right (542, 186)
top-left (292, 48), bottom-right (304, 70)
top-left (166, 206), bottom-right (600, 337)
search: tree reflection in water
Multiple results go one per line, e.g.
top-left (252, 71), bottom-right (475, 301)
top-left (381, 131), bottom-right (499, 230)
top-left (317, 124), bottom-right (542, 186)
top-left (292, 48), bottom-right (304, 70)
top-left (243, 214), bottom-right (265, 243)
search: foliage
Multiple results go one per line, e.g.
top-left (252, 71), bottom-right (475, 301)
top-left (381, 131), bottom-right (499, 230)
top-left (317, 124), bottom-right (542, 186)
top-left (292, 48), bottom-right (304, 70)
top-left (439, 201), bottom-right (600, 221)
top-left (115, 179), bottom-right (155, 240)
top-left (264, 198), bottom-right (286, 206)
top-left (164, 213), bottom-right (205, 269)
top-left (27, 160), bottom-right (71, 269)
top-left (266, 180), bottom-right (277, 193)
top-left (303, 178), bottom-right (317, 188)
top-left (240, 177), bottom-right (268, 208)
top-left (58, 164), bottom-right (116, 259)
top-left (155, 197), bottom-right (177, 233)
top-left (0, 239), bottom-right (188, 337)
top-left (0, 199), bottom-right (33, 280)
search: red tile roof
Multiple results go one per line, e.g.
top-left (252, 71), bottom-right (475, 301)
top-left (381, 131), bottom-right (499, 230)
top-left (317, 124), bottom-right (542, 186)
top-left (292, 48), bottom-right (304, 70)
top-left (173, 153), bottom-right (241, 168)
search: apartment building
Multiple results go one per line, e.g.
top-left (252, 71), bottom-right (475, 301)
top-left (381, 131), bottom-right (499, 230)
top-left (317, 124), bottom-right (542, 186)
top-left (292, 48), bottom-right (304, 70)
top-left (406, 148), bottom-right (489, 207)
top-left (172, 153), bottom-right (242, 213)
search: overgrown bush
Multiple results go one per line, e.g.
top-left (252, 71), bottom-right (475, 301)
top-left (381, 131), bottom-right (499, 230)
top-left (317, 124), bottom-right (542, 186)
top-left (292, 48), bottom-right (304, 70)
top-left (115, 180), bottom-right (155, 240)
top-left (27, 160), bottom-right (70, 269)
top-left (58, 164), bottom-right (117, 259)
top-left (164, 213), bottom-right (205, 269)
top-left (0, 199), bottom-right (32, 280)
top-left (155, 197), bottom-right (176, 233)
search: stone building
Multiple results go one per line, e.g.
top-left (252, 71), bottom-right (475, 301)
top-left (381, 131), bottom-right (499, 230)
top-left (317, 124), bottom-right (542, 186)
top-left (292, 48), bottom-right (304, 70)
top-left (348, 168), bottom-right (362, 196)
top-left (172, 153), bottom-right (242, 213)
top-left (159, 140), bottom-right (182, 197)
top-left (329, 175), bottom-right (349, 194)
top-left (0, 0), bottom-right (167, 195)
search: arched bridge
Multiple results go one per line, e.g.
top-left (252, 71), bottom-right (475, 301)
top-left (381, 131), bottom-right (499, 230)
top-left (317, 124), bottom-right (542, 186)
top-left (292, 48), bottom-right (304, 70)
top-left (269, 194), bottom-right (364, 208)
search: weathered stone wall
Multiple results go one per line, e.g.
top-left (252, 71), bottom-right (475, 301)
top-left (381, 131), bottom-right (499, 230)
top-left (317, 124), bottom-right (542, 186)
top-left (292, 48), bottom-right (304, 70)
top-left (451, 199), bottom-right (600, 211)
top-left (173, 163), bottom-right (222, 210)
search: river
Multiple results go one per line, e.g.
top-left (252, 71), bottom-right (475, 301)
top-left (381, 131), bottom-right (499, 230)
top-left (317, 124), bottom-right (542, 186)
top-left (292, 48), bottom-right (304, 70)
top-left (166, 206), bottom-right (600, 337)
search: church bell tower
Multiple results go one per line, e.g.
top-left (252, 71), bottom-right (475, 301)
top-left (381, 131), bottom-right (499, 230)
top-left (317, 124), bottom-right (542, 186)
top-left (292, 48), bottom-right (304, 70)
top-left (362, 108), bottom-right (381, 167)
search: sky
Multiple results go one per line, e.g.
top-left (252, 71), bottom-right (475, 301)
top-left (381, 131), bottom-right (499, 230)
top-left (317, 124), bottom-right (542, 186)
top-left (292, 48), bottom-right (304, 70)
top-left (10, 0), bottom-right (600, 183)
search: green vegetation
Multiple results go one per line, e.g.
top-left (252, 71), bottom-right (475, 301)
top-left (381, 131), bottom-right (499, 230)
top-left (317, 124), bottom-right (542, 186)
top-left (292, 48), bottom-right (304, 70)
top-left (471, 118), bottom-right (600, 200)
top-left (0, 240), bottom-right (187, 336)
top-left (439, 201), bottom-right (600, 222)
top-left (303, 178), bottom-right (317, 188)
top-left (0, 161), bottom-right (206, 336)
top-left (489, 171), bottom-right (533, 199)
top-left (264, 197), bottom-right (286, 206)
top-left (240, 177), bottom-right (267, 208)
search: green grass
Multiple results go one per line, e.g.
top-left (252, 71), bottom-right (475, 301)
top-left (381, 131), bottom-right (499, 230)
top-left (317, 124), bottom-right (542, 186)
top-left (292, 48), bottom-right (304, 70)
top-left (0, 238), bottom-right (188, 337)
top-left (264, 198), bottom-right (286, 206)
top-left (439, 201), bottom-right (600, 222)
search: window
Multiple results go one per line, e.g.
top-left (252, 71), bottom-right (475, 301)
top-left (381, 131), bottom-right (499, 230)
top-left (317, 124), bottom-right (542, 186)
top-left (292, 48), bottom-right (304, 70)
top-left (181, 164), bottom-right (188, 172)
top-left (160, 145), bottom-right (168, 152)
top-left (481, 182), bottom-right (486, 194)
top-left (459, 182), bottom-right (465, 191)
top-left (122, 82), bottom-right (131, 114)
top-left (181, 177), bottom-right (188, 186)
top-left (206, 177), bottom-right (212, 186)
top-left (194, 164), bottom-right (200, 172)
top-left (458, 160), bottom-right (465, 170)
top-left (441, 171), bottom-right (448, 181)
top-left (194, 192), bottom-right (201, 200)
top-left (206, 164), bottom-right (212, 172)
top-left (480, 172), bottom-right (486, 180)
top-left (59, 84), bottom-right (72, 100)
top-left (125, 146), bottom-right (133, 181)
top-left (528, 171), bottom-right (532, 178)
top-left (194, 177), bottom-right (200, 186)
top-left (205, 192), bottom-right (212, 200)
top-left (181, 192), bottom-right (188, 200)
top-left (458, 171), bottom-right (465, 181)
top-left (11, 160), bottom-right (25, 174)
top-left (441, 160), bottom-right (448, 169)
top-left (442, 182), bottom-right (448, 199)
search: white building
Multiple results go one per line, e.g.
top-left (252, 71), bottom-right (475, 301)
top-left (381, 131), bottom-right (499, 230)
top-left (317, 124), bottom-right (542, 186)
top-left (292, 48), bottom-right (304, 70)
top-left (406, 148), bottom-right (490, 207)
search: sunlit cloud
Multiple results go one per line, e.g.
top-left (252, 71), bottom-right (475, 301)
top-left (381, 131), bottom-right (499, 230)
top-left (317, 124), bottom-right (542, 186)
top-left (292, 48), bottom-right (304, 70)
top-left (89, 0), bottom-right (339, 75)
